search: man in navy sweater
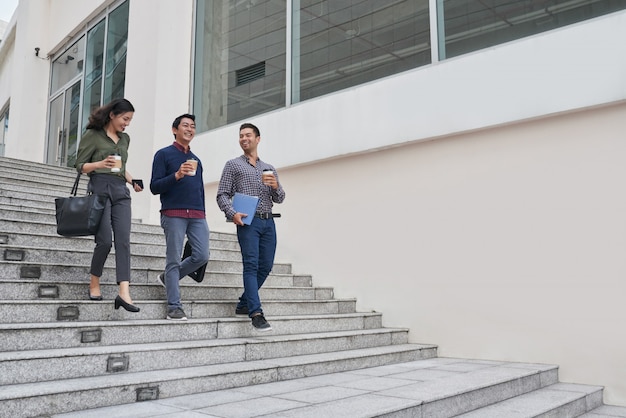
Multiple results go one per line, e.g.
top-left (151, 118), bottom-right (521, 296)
top-left (150, 114), bottom-right (210, 320)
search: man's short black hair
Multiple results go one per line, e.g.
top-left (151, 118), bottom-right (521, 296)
top-left (240, 122), bottom-right (260, 137)
top-left (173, 113), bottom-right (195, 129)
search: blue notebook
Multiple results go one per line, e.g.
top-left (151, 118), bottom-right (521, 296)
top-left (232, 193), bottom-right (260, 225)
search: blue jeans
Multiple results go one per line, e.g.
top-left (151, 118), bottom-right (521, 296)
top-left (236, 217), bottom-right (277, 317)
top-left (160, 215), bottom-right (210, 310)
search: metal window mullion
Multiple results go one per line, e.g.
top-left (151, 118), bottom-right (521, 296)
top-left (433, 0), bottom-right (445, 61)
top-left (100, 14), bottom-right (109, 106)
top-left (288, 0), bottom-right (300, 105)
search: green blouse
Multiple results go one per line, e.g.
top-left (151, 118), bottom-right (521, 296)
top-left (75, 128), bottom-right (130, 178)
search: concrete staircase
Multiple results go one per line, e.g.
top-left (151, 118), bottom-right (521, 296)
top-left (0, 155), bottom-right (623, 417)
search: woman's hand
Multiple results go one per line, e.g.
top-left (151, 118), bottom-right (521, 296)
top-left (101, 155), bottom-right (117, 169)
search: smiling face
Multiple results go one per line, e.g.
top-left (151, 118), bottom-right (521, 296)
top-left (172, 117), bottom-right (196, 147)
top-left (239, 127), bottom-right (260, 154)
top-left (109, 111), bottom-right (133, 132)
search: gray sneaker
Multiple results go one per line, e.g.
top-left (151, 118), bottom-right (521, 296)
top-left (166, 308), bottom-right (187, 321)
top-left (156, 273), bottom-right (165, 288)
top-left (251, 314), bottom-right (272, 331)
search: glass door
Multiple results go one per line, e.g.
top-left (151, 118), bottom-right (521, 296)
top-left (46, 81), bottom-right (81, 167)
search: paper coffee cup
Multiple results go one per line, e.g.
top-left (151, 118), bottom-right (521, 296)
top-left (262, 169), bottom-right (274, 184)
top-left (187, 158), bottom-right (198, 176)
top-left (110, 154), bottom-right (122, 172)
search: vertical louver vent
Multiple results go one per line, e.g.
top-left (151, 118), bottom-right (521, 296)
top-left (236, 62), bottom-right (265, 85)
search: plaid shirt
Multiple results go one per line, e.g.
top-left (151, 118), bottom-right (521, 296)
top-left (216, 155), bottom-right (285, 220)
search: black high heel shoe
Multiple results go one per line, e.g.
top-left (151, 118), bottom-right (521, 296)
top-left (114, 295), bottom-right (140, 312)
top-left (88, 290), bottom-right (103, 301)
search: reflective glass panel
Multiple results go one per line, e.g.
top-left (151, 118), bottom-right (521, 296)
top-left (65, 82), bottom-right (81, 168)
top-left (293, 0), bottom-right (431, 102)
top-left (103, 1), bottom-right (129, 103)
top-left (46, 95), bottom-right (64, 165)
top-left (82, 19), bottom-right (106, 133)
top-left (441, 0), bottom-right (626, 59)
top-left (50, 37), bottom-right (85, 94)
top-left (194, 0), bottom-right (287, 132)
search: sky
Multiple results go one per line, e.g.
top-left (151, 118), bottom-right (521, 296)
top-left (0, 0), bottom-right (18, 22)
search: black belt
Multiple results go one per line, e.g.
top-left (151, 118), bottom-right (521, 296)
top-left (255, 212), bottom-right (281, 219)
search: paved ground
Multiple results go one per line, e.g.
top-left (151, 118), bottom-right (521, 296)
top-left (51, 358), bottom-right (626, 418)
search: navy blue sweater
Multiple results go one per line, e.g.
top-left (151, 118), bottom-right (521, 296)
top-left (150, 144), bottom-right (205, 211)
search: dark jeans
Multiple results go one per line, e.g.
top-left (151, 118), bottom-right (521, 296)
top-left (88, 174), bottom-right (131, 283)
top-left (236, 216), bottom-right (277, 316)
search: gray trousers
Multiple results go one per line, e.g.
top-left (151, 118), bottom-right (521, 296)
top-left (88, 174), bottom-right (132, 283)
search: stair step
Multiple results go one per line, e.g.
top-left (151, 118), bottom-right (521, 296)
top-left (0, 344), bottom-right (430, 418)
top-left (0, 254), bottom-right (293, 275)
top-left (0, 214), bottom-right (237, 240)
top-left (0, 298), bottom-right (357, 323)
top-left (0, 263), bottom-right (301, 286)
top-left (0, 279), bottom-right (331, 301)
top-left (0, 312), bottom-right (384, 351)
top-left (0, 231), bottom-right (241, 251)
top-left (580, 405), bottom-right (626, 417)
top-left (0, 328), bottom-right (420, 385)
top-left (456, 382), bottom-right (603, 417)
top-left (0, 157), bottom-right (78, 177)
top-left (0, 243), bottom-right (245, 265)
top-left (0, 177), bottom-right (88, 198)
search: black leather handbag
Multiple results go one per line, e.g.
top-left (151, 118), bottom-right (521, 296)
top-left (55, 173), bottom-right (107, 237)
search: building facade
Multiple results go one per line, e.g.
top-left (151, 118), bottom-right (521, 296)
top-left (1, 0), bottom-right (625, 405)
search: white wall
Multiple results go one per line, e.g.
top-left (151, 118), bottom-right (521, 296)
top-left (204, 102), bottom-right (626, 405)
top-left (2, 0), bottom-right (52, 161)
top-left (0, 25), bottom-right (14, 113)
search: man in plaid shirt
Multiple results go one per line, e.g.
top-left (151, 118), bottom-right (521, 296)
top-left (216, 123), bottom-right (286, 331)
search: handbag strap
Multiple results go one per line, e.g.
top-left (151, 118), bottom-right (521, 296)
top-left (70, 172), bottom-right (81, 196)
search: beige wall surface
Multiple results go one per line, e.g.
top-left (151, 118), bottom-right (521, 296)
top-left (205, 103), bottom-right (626, 406)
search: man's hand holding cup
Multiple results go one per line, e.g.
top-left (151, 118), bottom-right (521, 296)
top-left (262, 169), bottom-right (276, 189)
top-left (176, 158), bottom-right (198, 180)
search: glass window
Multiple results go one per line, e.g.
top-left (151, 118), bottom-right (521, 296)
top-left (65, 82), bottom-right (82, 168)
top-left (194, 0), bottom-right (287, 132)
top-left (440, 0), bottom-right (626, 59)
top-left (193, 0), bottom-right (626, 132)
top-left (82, 19), bottom-right (106, 132)
top-left (293, 0), bottom-right (431, 102)
top-left (50, 37), bottom-right (85, 94)
top-left (46, 0), bottom-right (129, 167)
top-left (103, 1), bottom-right (129, 104)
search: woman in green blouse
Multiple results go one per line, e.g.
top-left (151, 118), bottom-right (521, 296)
top-left (75, 98), bottom-right (143, 312)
